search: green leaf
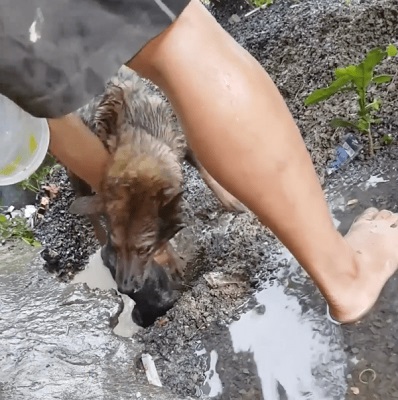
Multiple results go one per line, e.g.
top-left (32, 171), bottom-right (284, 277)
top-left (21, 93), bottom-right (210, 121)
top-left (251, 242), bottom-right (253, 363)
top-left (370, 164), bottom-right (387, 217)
top-left (334, 65), bottom-right (357, 79)
top-left (387, 44), bottom-right (398, 57)
top-left (372, 75), bottom-right (393, 84)
top-left (357, 118), bottom-right (370, 133)
top-left (354, 48), bottom-right (386, 91)
top-left (366, 98), bottom-right (382, 111)
top-left (382, 134), bottom-right (394, 145)
top-left (304, 75), bottom-right (351, 106)
top-left (0, 214), bottom-right (7, 223)
top-left (330, 119), bottom-right (358, 129)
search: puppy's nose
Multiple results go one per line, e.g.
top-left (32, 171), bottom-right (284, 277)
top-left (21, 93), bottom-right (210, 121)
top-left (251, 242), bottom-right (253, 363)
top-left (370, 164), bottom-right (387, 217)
top-left (118, 277), bottom-right (141, 294)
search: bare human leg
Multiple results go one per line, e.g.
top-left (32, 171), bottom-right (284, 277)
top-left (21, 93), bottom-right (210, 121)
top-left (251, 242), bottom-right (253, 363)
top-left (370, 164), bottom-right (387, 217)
top-left (126, 0), bottom-right (398, 323)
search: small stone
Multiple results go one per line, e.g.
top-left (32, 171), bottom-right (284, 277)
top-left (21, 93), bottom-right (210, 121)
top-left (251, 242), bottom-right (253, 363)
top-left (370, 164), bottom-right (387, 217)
top-left (347, 199), bottom-right (358, 206)
top-left (350, 387), bottom-right (360, 395)
top-left (228, 14), bottom-right (241, 24)
top-left (254, 304), bottom-right (266, 315)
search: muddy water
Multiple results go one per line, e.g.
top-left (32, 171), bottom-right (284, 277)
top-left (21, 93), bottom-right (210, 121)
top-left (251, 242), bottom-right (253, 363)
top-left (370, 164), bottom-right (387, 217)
top-left (201, 253), bottom-right (348, 400)
top-left (229, 260), bottom-right (347, 400)
top-left (71, 249), bottom-right (140, 338)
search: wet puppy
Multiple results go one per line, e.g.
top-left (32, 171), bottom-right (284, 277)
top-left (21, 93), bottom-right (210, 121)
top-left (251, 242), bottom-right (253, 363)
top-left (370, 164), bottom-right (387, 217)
top-left (68, 66), bottom-right (245, 324)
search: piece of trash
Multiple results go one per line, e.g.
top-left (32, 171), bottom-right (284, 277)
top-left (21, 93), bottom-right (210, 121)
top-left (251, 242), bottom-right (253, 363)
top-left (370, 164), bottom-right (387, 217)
top-left (347, 199), bottom-right (358, 206)
top-left (24, 205), bottom-right (37, 219)
top-left (203, 271), bottom-right (247, 289)
top-left (350, 387), bottom-right (360, 395)
top-left (141, 353), bottom-right (162, 387)
top-left (40, 196), bottom-right (49, 207)
top-left (10, 210), bottom-right (23, 219)
top-left (37, 196), bottom-right (50, 217)
top-left (359, 368), bottom-right (377, 384)
top-left (326, 133), bottom-right (363, 175)
top-left (364, 174), bottom-right (389, 190)
top-left (42, 184), bottom-right (59, 200)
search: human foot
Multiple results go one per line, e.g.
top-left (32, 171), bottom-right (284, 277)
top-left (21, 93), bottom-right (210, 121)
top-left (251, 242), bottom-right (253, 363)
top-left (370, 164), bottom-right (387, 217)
top-left (326, 207), bottom-right (398, 324)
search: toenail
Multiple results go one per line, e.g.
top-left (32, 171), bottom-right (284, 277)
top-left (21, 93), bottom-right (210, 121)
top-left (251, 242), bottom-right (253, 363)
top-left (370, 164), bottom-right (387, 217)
top-left (326, 305), bottom-right (342, 326)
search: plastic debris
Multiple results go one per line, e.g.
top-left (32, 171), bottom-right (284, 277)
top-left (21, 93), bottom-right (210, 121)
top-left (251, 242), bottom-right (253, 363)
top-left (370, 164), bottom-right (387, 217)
top-left (326, 133), bottom-right (363, 175)
top-left (24, 205), bottom-right (37, 219)
top-left (141, 353), bottom-right (162, 387)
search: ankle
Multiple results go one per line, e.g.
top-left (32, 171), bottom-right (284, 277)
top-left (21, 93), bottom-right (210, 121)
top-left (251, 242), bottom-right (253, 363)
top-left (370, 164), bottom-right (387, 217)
top-left (305, 233), bottom-right (359, 296)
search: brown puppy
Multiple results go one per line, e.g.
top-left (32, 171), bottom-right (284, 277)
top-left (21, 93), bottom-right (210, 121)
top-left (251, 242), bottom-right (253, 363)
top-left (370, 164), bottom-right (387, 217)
top-left (68, 66), bottom-right (245, 294)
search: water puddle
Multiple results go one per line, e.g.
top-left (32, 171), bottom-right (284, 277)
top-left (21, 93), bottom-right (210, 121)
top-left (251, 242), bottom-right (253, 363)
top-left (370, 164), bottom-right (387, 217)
top-left (199, 253), bottom-right (347, 399)
top-left (71, 249), bottom-right (140, 337)
top-left (230, 255), bottom-right (347, 400)
top-left (203, 350), bottom-right (223, 397)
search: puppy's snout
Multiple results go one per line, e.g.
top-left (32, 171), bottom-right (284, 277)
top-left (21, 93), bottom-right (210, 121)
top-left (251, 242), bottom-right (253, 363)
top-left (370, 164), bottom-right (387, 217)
top-left (115, 255), bottom-right (146, 294)
top-left (119, 275), bottom-right (142, 294)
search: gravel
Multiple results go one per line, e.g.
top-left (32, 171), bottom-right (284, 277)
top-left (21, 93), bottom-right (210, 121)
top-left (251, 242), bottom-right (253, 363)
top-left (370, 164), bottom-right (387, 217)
top-left (32, 0), bottom-right (398, 398)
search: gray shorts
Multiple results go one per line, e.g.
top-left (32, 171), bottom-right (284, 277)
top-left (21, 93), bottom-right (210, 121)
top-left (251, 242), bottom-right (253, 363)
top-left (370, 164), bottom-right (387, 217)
top-left (0, 0), bottom-right (190, 118)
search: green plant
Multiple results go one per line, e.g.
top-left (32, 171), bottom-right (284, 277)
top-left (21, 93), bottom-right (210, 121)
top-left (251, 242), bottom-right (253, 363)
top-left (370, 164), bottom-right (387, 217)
top-left (0, 213), bottom-right (41, 246)
top-left (252, 0), bottom-right (273, 7)
top-left (304, 44), bottom-right (398, 156)
top-left (19, 156), bottom-right (59, 193)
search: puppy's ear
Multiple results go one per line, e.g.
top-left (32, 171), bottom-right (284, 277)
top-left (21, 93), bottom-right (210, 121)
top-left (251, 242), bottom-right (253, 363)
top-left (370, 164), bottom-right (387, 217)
top-left (158, 190), bottom-right (185, 242)
top-left (69, 194), bottom-right (105, 216)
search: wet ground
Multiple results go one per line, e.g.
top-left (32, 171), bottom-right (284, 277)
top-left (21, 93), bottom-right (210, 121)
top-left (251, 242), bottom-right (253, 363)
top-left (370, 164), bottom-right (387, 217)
top-left (3, 151), bottom-right (398, 400)
top-left (0, 242), bottom-right (193, 400)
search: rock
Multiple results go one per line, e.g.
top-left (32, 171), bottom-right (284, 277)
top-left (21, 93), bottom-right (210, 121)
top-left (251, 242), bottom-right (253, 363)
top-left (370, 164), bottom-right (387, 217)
top-left (228, 14), bottom-right (241, 24)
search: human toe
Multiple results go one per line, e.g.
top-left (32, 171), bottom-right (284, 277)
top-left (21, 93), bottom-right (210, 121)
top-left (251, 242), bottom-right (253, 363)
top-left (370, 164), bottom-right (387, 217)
top-left (373, 209), bottom-right (396, 221)
top-left (352, 207), bottom-right (379, 224)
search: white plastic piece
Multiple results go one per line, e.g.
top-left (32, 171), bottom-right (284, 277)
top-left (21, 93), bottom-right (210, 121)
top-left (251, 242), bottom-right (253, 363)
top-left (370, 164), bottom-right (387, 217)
top-left (141, 353), bottom-right (162, 387)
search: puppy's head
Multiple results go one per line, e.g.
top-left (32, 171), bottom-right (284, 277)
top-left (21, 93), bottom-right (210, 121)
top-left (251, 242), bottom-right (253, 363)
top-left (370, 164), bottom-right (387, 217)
top-left (100, 237), bottom-right (178, 328)
top-left (70, 136), bottom-right (185, 293)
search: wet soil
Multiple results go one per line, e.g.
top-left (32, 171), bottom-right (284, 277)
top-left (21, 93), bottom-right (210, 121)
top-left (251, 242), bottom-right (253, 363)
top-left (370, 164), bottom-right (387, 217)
top-left (9, 0), bottom-right (398, 399)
